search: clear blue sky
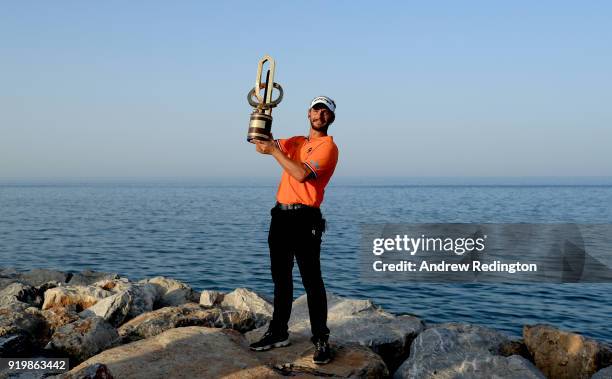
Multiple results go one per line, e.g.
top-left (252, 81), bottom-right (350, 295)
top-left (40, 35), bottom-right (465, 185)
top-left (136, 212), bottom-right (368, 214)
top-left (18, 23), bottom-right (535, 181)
top-left (1, 1), bottom-right (611, 180)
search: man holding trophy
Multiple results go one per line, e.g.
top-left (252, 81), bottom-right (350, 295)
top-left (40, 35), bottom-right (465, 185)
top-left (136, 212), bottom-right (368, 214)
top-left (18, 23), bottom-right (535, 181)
top-left (246, 56), bottom-right (338, 365)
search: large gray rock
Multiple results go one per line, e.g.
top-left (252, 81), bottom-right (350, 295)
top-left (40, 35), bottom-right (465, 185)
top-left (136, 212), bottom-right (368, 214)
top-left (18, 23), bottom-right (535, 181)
top-left (67, 270), bottom-right (120, 286)
top-left (42, 278), bottom-right (158, 327)
top-left (247, 331), bottom-right (389, 378)
top-left (524, 324), bottom-right (612, 379)
top-left (592, 365), bottom-right (612, 379)
top-left (18, 269), bottom-right (70, 287)
top-left (0, 303), bottom-right (49, 357)
top-left (219, 287), bottom-right (273, 328)
top-left (199, 289), bottom-right (224, 306)
top-left (120, 283), bottom-right (157, 317)
top-left (79, 283), bottom-right (158, 326)
top-left (117, 303), bottom-right (256, 342)
top-left (247, 292), bottom-right (424, 373)
top-left (0, 283), bottom-right (37, 308)
top-left (45, 316), bottom-right (119, 363)
top-left (5, 273), bottom-right (166, 324)
top-left (61, 326), bottom-right (387, 379)
top-left (78, 291), bottom-right (132, 327)
top-left (398, 354), bottom-right (544, 379)
top-left (0, 278), bottom-right (18, 292)
top-left (394, 323), bottom-right (545, 379)
top-left (138, 276), bottom-right (198, 307)
top-left (0, 281), bottom-right (57, 309)
top-left (60, 327), bottom-right (281, 379)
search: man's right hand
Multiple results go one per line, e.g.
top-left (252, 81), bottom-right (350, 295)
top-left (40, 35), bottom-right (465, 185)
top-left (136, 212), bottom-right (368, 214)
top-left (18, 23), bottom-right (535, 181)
top-left (255, 138), bottom-right (277, 155)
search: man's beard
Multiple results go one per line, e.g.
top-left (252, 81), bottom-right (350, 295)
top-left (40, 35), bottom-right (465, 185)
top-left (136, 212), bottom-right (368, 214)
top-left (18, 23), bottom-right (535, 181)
top-left (310, 120), bottom-right (330, 131)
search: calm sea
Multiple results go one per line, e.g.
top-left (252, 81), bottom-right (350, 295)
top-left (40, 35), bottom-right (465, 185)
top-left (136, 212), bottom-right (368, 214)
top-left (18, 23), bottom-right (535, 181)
top-left (1, 182), bottom-right (611, 342)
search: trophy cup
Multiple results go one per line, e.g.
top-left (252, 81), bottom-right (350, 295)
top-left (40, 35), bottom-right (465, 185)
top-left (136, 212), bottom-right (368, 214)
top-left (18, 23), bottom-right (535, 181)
top-left (246, 55), bottom-right (283, 142)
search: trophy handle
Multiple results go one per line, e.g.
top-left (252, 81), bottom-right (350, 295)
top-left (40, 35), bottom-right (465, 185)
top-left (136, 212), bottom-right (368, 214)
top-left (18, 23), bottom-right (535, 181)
top-left (247, 83), bottom-right (283, 109)
top-left (254, 55), bottom-right (276, 105)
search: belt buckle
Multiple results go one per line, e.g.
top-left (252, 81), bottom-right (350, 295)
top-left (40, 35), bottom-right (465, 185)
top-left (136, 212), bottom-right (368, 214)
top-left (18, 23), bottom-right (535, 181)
top-left (276, 202), bottom-right (306, 210)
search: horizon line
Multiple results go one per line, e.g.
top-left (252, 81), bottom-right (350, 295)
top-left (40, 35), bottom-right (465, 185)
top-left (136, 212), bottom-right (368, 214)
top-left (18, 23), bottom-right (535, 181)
top-left (1, 176), bottom-right (612, 186)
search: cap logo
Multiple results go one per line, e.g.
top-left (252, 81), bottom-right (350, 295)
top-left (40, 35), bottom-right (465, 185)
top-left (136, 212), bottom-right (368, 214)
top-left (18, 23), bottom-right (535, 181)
top-left (310, 96), bottom-right (336, 113)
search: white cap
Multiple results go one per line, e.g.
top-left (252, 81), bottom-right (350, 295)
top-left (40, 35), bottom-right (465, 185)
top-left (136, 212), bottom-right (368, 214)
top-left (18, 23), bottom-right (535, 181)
top-left (309, 96), bottom-right (336, 113)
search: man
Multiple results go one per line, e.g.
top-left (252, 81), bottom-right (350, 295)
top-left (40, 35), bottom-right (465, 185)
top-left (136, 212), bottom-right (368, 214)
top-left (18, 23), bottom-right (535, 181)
top-left (250, 96), bottom-right (339, 365)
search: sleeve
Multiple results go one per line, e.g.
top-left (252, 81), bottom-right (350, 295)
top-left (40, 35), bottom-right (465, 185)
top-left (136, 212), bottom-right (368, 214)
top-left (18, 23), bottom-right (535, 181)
top-left (303, 142), bottom-right (338, 179)
top-left (275, 137), bottom-right (297, 155)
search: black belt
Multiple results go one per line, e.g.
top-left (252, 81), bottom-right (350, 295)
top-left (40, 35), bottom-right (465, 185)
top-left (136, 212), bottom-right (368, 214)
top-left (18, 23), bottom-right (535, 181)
top-left (275, 202), bottom-right (314, 210)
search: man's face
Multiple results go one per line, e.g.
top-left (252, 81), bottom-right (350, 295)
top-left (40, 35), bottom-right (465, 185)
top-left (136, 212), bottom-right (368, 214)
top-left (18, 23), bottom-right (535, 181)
top-left (308, 104), bottom-right (334, 130)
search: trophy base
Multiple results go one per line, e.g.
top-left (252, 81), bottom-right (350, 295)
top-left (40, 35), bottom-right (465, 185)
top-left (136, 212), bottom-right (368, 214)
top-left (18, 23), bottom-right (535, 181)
top-left (247, 111), bottom-right (273, 143)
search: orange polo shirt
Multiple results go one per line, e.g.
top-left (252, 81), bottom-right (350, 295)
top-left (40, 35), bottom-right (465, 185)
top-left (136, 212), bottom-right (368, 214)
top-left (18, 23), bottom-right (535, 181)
top-left (274, 135), bottom-right (339, 208)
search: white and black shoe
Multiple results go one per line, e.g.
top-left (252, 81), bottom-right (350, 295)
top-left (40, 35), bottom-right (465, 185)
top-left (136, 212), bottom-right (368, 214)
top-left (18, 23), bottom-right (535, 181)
top-left (249, 330), bottom-right (290, 351)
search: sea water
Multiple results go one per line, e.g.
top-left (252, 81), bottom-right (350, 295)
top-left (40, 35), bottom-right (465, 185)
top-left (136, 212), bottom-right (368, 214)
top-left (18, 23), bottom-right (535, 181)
top-left (1, 182), bottom-right (611, 341)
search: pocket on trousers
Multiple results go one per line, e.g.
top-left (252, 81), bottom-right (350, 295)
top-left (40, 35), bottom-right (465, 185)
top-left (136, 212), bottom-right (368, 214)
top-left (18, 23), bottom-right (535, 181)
top-left (310, 217), bottom-right (326, 240)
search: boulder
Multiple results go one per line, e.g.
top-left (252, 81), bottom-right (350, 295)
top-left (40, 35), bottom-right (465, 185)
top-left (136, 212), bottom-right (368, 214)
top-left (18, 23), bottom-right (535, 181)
top-left (117, 303), bottom-right (256, 342)
top-left (247, 292), bottom-right (424, 372)
top-left (67, 270), bottom-right (120, 286)
top-left (0, 282), bottom-right (38, 308)
top-left (45, 317), bottom-right (119, 363)
top-left (592, 365), bottom-right (612, 379)
top-left (60, 327), bottom-right (281, 379)
top-left (199, 289), bottom-right (224, 306)
top-left (18, 269), bottom-right (71, 287)
top-left (0, 282), bottom-right (56, 309)
top-left (120, 283), bottom-right (157, 318)
top-left (0, 303), bottom-right (49, 356)
top-left (523, 324), bottom-right (612, 379)
top-left (394, 323), bottom-right (545, 379)
top-left (42, 286), bottom-right (112, 312)
top-left (138, 276), bottom-right (198, 307)
top-left (78, 291), bottom-right (132, 327)
top-left (42, 304), bottom-right (80, 331)
top-left (62, 326), bottom-right (387, 379)
top-left (247, 330), bottom-right (389, 378)
top-left (0, 278), bottom-right (18, 292)
top-left (79, 284), bottom-right (157, 327)
top-left (396, 354), bottom-right (544, 379)
top-left (220, 287), bottom-right (273, 327)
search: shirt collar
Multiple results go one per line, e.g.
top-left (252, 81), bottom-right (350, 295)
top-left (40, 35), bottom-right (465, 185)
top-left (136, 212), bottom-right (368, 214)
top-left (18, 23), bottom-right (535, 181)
top-left (306, 135), bottom-right (332, 142)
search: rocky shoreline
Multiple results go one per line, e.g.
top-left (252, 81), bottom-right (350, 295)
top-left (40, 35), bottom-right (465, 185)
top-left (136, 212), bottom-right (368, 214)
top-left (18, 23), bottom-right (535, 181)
top-left (1, 267), bottom-right (611, 379)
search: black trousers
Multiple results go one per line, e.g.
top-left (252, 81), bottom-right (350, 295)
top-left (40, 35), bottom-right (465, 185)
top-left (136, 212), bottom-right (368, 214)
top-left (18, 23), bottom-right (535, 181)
top-left (267, 206), bottom-right (330, 340)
